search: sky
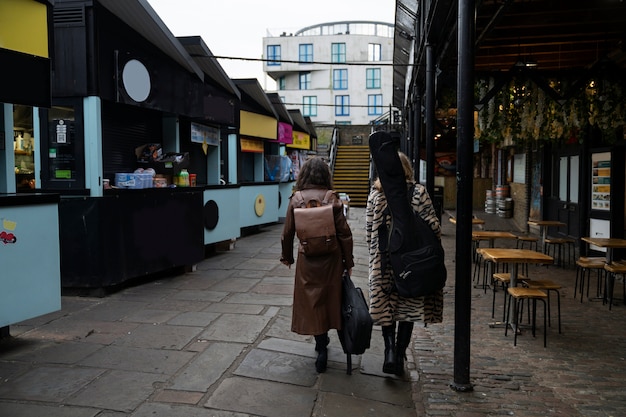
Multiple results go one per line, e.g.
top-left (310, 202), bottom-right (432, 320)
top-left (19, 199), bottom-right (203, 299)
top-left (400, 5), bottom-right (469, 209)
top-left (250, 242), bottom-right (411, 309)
top-left (146, 0), bottom-right (396, 90)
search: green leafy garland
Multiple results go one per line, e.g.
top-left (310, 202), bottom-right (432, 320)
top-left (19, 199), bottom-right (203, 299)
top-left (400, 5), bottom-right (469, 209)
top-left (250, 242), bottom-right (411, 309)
top-left (474, 75), bottom-right (625, 145)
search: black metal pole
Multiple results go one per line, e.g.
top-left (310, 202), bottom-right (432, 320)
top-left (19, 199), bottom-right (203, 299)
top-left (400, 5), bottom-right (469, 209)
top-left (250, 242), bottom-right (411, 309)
top-left (425, 45), bottom-right (436, 196)
top-left (451, 0), bottom-right (475, 392)
top-left (414, 87), bottom-right (422, 183)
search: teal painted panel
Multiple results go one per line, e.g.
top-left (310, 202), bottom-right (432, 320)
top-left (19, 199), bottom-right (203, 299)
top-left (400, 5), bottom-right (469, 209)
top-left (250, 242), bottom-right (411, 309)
top-left (239, 184), bottom-right (280, 227)
top-left (203, 188), bottom-right (241, 244)
top-left (0, 203), bottom-right (61, 327)
top-left (278, 181), bottom-right (295, 219)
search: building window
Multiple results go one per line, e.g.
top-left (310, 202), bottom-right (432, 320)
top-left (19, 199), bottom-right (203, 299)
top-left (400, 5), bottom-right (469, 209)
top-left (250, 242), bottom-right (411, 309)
top-left (366, 68), bottom-right (381, 89)
top-left (331, 43), bottom-right (346, 63)
top-left (368, 43), bottom-right (381, 61)
top-left (299, 43), bottom-right (313, 63)
top-left (299, 72), bottom-right (311, 90)
top-left (303, 96), bottom-right (317, 117)
top-left (267, 45), bottom-right (281, 66)
top-left (335, 95), bottom-right (350, 116)
top-left (278, 76), bottom-right (286, 90)
top-left (368, 94), bottom-right (383, 115)
top-left (333, 69), bottom-right (348, 90)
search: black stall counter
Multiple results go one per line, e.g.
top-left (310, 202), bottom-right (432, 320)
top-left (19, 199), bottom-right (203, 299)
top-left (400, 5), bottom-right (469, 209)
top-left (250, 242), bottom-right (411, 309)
top-left (59, 188), bottom-right (204, 290)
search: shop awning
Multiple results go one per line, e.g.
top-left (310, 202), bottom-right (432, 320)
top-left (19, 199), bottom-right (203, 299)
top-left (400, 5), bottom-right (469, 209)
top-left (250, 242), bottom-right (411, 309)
top-left (98, 0), bottom-right (204, 81)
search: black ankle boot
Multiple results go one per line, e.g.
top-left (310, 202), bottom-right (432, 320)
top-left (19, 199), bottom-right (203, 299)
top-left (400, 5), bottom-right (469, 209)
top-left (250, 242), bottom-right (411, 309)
top-left (314, 333), bottom-right (329, 373)
top-left (382, 325), bottom-right (396, 374)
top-left (395, 321), bottom-right (414, 376)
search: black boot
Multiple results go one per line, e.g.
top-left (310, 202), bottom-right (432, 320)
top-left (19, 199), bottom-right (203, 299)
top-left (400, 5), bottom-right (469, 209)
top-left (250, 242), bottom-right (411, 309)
top-left (314, 333), bottom-right (329, 373)
top-left (395, 321), bottom-right (414, 376)
top-left (382, 325), bottom-right (396, 374)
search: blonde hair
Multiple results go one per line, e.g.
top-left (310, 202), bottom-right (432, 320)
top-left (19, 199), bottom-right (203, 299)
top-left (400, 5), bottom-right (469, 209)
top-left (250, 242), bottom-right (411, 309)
top-left (373, 152), bottom-right (414, 191)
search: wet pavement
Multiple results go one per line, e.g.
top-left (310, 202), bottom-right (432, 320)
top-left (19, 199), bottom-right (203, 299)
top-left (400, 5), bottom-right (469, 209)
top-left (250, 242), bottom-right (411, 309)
top-left (1, 207), bottom-right (625, 416)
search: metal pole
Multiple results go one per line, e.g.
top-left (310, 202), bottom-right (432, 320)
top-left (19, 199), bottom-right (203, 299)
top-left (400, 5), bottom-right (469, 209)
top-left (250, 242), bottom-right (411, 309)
top-left (425, 45), bottom-right (436, 197)
top-left (451, 0), bottom-right (475, 392)
top-left (413, 87), bottom-right (422, 183)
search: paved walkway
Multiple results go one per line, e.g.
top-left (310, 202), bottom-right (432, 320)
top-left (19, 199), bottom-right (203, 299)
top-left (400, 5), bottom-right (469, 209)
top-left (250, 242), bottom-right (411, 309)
top-left (1, 207), bottom-right (625, 416)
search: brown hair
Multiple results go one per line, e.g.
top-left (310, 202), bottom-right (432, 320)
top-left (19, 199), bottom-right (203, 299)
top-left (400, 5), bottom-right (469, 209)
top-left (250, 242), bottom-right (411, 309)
top-left (373, 151), bottom-right (414, 191)
top-left (295, 157), bottom-right (333, 190)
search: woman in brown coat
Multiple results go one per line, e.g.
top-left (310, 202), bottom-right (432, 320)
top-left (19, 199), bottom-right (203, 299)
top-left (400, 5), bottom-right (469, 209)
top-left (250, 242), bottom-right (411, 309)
top-left (280, 157), bottom-right (354, 373)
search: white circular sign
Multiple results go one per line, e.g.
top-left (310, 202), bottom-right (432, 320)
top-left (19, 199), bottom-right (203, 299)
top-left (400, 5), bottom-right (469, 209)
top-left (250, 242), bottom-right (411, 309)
top-left (122, 59), bottom-right (151, 102)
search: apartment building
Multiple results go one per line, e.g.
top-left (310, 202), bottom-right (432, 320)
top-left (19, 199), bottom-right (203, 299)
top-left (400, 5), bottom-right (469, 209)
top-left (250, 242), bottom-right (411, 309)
top-left (263, 21), bottom-right (394, 126)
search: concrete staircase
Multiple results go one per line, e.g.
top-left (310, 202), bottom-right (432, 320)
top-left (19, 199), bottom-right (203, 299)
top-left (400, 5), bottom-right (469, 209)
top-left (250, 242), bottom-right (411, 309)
top-left (332, 145), bottom-right (370, 207)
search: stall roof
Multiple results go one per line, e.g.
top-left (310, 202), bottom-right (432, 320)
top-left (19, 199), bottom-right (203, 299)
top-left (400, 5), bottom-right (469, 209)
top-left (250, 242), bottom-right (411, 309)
top-left (234, 78), bottom-right (278, 118)
top-left (393, 0), bottom-right (626, 108)
top-left (98, 0), bottom-right (204, 81)
top-left (288, 109), bottom-right (309, 134)
top-left (267, 93), bottom-right (294, 125)
top-left (178, 36), bottom-right (240, 98)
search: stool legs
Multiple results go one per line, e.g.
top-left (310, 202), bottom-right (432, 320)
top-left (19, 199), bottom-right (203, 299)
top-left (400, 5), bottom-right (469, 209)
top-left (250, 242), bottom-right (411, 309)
top-left (505, 296), bottom-right (547, 347)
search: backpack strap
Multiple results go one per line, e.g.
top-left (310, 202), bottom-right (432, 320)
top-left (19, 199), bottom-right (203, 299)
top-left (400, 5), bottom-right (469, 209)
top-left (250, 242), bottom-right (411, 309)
top-left (294, 190), bottom-right (334, 208)
top-left (322, 190), bottom-right (335, 205)
top-left (292, 191), bottom-right (306, 208)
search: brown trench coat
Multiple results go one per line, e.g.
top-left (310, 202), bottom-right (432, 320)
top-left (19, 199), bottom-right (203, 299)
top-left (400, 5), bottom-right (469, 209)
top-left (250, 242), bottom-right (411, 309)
top-left (281, 188), bottom-right (354, 335)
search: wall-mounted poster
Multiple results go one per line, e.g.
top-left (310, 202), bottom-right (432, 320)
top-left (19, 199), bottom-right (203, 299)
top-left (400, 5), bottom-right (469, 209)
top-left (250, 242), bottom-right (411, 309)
top-left (591, 152), bottom-right (611, 211)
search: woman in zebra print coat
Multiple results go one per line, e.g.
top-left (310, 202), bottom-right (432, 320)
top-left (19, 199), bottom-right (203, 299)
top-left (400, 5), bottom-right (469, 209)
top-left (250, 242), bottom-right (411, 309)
top-left (366, 152), bottom-right (444, 376)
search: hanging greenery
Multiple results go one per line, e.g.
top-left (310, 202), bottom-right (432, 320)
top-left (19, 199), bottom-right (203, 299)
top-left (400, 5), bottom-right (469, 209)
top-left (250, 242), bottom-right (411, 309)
top-left (473, 73), bottom-right (626, 146)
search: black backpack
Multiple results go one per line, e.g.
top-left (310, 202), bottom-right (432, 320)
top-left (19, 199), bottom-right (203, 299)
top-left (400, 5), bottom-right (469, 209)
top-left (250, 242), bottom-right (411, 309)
top-left (337, 271), bottom-right (373, 375)
top-left (369, 131), bottom-right (447, 298)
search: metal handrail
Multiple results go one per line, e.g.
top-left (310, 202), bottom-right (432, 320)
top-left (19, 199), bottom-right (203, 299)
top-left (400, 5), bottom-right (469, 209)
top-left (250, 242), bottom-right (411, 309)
top-left (329, 127), bottom-right (339, 172)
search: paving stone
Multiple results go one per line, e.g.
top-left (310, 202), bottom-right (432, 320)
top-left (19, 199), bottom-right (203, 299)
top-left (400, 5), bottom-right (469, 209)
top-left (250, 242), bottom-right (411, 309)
top-left (234, 348), bottom-right (318, 386)
top-left (203, 303), bottom-right (264, 315)
top-left (152, 389), bottom-right (204, 404)
top-left (78, 345), bottom-right (195, 374)
top-left (171, 290), bottom-right (229, 302)
top-left (0, 340), bottom-right (103, 365)
top-left (122, 309), bottom-right (180, 324)
top-left (199, 313), bottom-right (271, 343)
top-left (314, 391), bottom-right (416, 417)
top-left (133, 402), bottom-right (250, 416)
top-left (113, 323), bottom-right (203, 350)
top-left (205, 376), bottom-right (316, 417)
top-left (0, 402), bottom-right (99, 417)
top-left (166, 311), bottom-right (221, 327)
top-left (208, 278), bottom-right (260, 293)
top-left (0, 365), bottom-right (104, 402)
top-left (65, 370), bottom-right (166, 412)
top-left (224, 293), bottom-right (292, 306)
top-left (319, 367), bottom-right (415, 407)
top-left (169, 342), bottom-right (244, 391)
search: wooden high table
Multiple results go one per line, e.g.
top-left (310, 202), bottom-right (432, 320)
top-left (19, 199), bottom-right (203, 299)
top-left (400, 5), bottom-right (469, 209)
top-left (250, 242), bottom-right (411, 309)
top-left (581, 237), bottom-right (626, 304)
top-left (527, 220), bottom-right (566, 249)
top-left (479, 248), bottom-right (554, 331)
top-left (450, 216), bottom-right (485, 226)
top-left (472, 231), bottom-right (517, 248)
top-left (581, 237), bottom-right (626, 264)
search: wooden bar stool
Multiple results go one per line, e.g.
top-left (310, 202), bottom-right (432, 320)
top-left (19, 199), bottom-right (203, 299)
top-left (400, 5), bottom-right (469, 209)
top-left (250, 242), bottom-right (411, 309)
top-left (575, 256), bottom-right (606, 302)
top-left (524, 279), bottom-right (562, 333)
top-left (603, 262), bottom-right (626, 310)
top-left (505, 287), bottom-right (548, 347)
top-left (492, 273), bottom-right (511, 321)
top-left (544, 237), bottom-right (576, 268)
top-left (492, 273), bottom-right (531, 321)
top-left (517, 235), bottom-right (539, 251)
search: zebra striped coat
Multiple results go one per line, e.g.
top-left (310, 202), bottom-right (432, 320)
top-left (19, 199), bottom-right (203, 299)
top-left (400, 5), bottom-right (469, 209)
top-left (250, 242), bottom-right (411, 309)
top-left (365, 182), bottom-right (444, 326)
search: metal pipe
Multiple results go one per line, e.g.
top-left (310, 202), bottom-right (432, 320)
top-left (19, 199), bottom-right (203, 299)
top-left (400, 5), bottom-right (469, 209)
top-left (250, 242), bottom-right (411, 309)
top-left (451, 0), bottom-right (475, 393)
top-left (425, 45), bottom-right (435, 197)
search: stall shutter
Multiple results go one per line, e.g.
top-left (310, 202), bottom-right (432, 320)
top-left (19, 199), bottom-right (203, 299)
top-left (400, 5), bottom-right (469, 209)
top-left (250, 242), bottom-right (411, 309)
top-left (102, 102), bottom-right (162, 177)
